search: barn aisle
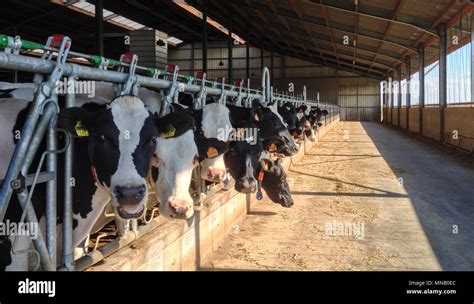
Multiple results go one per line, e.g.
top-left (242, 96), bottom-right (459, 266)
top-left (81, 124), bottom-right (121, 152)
top-left (201, 122), bottom-right (474, 271)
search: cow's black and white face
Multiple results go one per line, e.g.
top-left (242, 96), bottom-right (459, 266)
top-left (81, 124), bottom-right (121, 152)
top-left (259, 154), bottom-right (294, 208)
top-left (224, 121), bottom-right (262, 193)
top-left (254, 105), bottom-right (298, 156)
top-left (59, 95), bottom-right (158, 220)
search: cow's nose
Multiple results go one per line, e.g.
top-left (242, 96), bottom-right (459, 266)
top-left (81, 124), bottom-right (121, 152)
top-left (237, 178), bottom-right (257, 193)
top-left (168, 200), bottom-right (194, 219)
top-left (114, 184), bottom-right (146, 205)
top-left (207, 168), bottom-right (226, 181)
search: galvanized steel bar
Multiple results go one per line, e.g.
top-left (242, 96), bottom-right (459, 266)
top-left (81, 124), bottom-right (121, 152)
top-left (63, 75), bottom-right (75, 271)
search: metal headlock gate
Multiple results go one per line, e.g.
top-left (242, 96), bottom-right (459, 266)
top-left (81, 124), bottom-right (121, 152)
top-left (0, 34), bottom-right (336, 271)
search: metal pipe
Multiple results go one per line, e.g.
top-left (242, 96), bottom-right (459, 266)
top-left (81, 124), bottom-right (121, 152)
top-left (398, 64), bottom-right (402, 127)
top-left (419, 45), bottom-right (425, 135)
top-left (406, 57), bottom-right (411, 130)
top-left (46, 107), bottom-right (57, 268)
top-left (17, 191), bottom-right (55, 271)
top-left (228, 17), bottom-right (233, 84)
top-left (439, 24), bottom-right (447, 143)
top-left (471, 12), bottom-right (473, 103)
top-left (17, 103), bottom-right (58, 271)
top-left (0, 52), bottom-right (268, 100)
top-left (0, 69), bottom-right (53, 221)
top-left (202, 0), bottom-right (208, 73)
top-left (270, 51), bottom-right (274, 87)
top-left (63, 75), bottom-right (75, 271)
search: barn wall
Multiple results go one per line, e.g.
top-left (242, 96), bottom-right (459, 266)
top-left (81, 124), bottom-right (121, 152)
top-left (168, 42), bottom-right (379, 108)
top-left (422, 108), bottom-right (441, 141)
top-left (409, 108), bottom-right (420, 132)
top-left (445, 107), bottom-right (474, 151)
top-left (399, 108), bottom-right (407, 129)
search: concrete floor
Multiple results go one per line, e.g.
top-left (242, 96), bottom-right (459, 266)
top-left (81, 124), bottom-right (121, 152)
top-left (201, 122), bottom-right (474, 271)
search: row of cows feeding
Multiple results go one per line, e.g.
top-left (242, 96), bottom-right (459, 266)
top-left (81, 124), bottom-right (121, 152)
top-left (0, 81), bottom-right (328, 271)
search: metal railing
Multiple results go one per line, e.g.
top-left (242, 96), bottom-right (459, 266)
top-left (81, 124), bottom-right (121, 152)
top-left (0, 34), bottom-right (331, 271)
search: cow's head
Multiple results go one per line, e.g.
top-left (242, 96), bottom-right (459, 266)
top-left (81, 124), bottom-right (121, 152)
top-left (58, 95), bottom-right (158, 220)
top-left (199, 103), bottom-right (232, 182)
top-left (224, 121), bottom-right (262, 193)
top-left (258, 152), bottom-right (294, 208)
top-left (252, 102), bottom-right (298, 156)
top-left (154, 111), bottom-right (197, 219)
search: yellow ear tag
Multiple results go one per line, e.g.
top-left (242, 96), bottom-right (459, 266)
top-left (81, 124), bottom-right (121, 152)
top-left (161, 126), bottom-right (176, 139)
top-left (269, 143), bottom-right (277, 152)
top-left (207, 147), bottom-right (218, 158)
top-left (75, 121), bottom-right (89, 137)
top-left (254, 113), bottom-right (260, 121)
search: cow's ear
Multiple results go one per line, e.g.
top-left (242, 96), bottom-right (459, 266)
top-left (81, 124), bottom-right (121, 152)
top-left (259, 151), bottom-right (273, 171)
top-left (263, 138), bottom-right (283, 152)
top-left (58, 107), bottom-right (96, 137)
top-left (250, 102), bottom-right (263, 122)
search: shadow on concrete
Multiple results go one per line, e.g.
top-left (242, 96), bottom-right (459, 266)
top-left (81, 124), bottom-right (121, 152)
top-left (291, 191), bottom-right (408, 198)
top-left (361, 122), bottom-right (474, 270)
top-left (293, 155), bottom-right (381, 166)
top-left (290, 169), bottom-right (404, 197)
top-left (247, 211), bottom-right (278, 216)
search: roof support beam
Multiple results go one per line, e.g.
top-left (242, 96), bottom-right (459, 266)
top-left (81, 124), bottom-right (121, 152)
top-left (228, 0), bottom-right (418, 54)
top-left (352, 0), bottom-right (359, 74)
top-left (307, 0), bottom-right (438, 37)
top-left (319, 5), bottom-right (341, 67)
top-left (367, 0), bottom-right (405, 76)
top-left (287, 0), bottom-right (329, 65)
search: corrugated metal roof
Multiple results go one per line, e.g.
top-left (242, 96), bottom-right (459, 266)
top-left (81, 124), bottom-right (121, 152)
top-left (184, 0), bottom-right (473, 80)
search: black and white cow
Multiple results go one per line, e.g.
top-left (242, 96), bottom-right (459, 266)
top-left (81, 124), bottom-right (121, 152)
top-left (278, 102), bottom-right (305, 139)
top-left (0, 94), bottom-right (159, 270)
top-left (224, 120), bottom-right (294, 207)
top-left (228, 102), bottom-right (299, 157)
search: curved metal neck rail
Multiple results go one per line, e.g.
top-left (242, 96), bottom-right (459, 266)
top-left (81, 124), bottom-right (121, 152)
top-left (0, 34), bottom-right (311, 108)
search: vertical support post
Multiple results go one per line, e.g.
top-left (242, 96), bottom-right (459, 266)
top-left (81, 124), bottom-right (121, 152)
top-left (398, 64), bottom-right (402, 127)
top-left (95, 0), bottom-right (104, 56)
top-left (260, 48), bottom-right (264, 75)
top-left (419, 45), bottom-right (425, 135)
top-left (439, 24), bottom-right (447, 143)
top-left (63, 75), bottom-right (75, 271)
top-left (391, 72), bottom-right (395, 124)
top-left (191, 42), bottom-right (195, 76)
top-left (13, 26), bottom-right (18, 82)
top-left (202, 0), bottom-right (208, 73)
top-left (228, 17), bottom-right (233, 84)
top-left (471, 12), bottom-right (474, 102)
top-left (406, 57), bottom-right (411, 131)
top-left (270, 51), bottom-right (274, 86)
top-left (246, 42), bottom-right (250, 80)
top-left (46, 108), bottom-right (57, 268)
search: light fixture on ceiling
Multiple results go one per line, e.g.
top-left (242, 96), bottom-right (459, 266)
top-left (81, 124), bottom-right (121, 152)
top-left (218, 60), bottom-right (224, 67)
top-left (251, 72), bottom-right (256, 77)
top-left (156, 39), bottom-right (166, 47)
